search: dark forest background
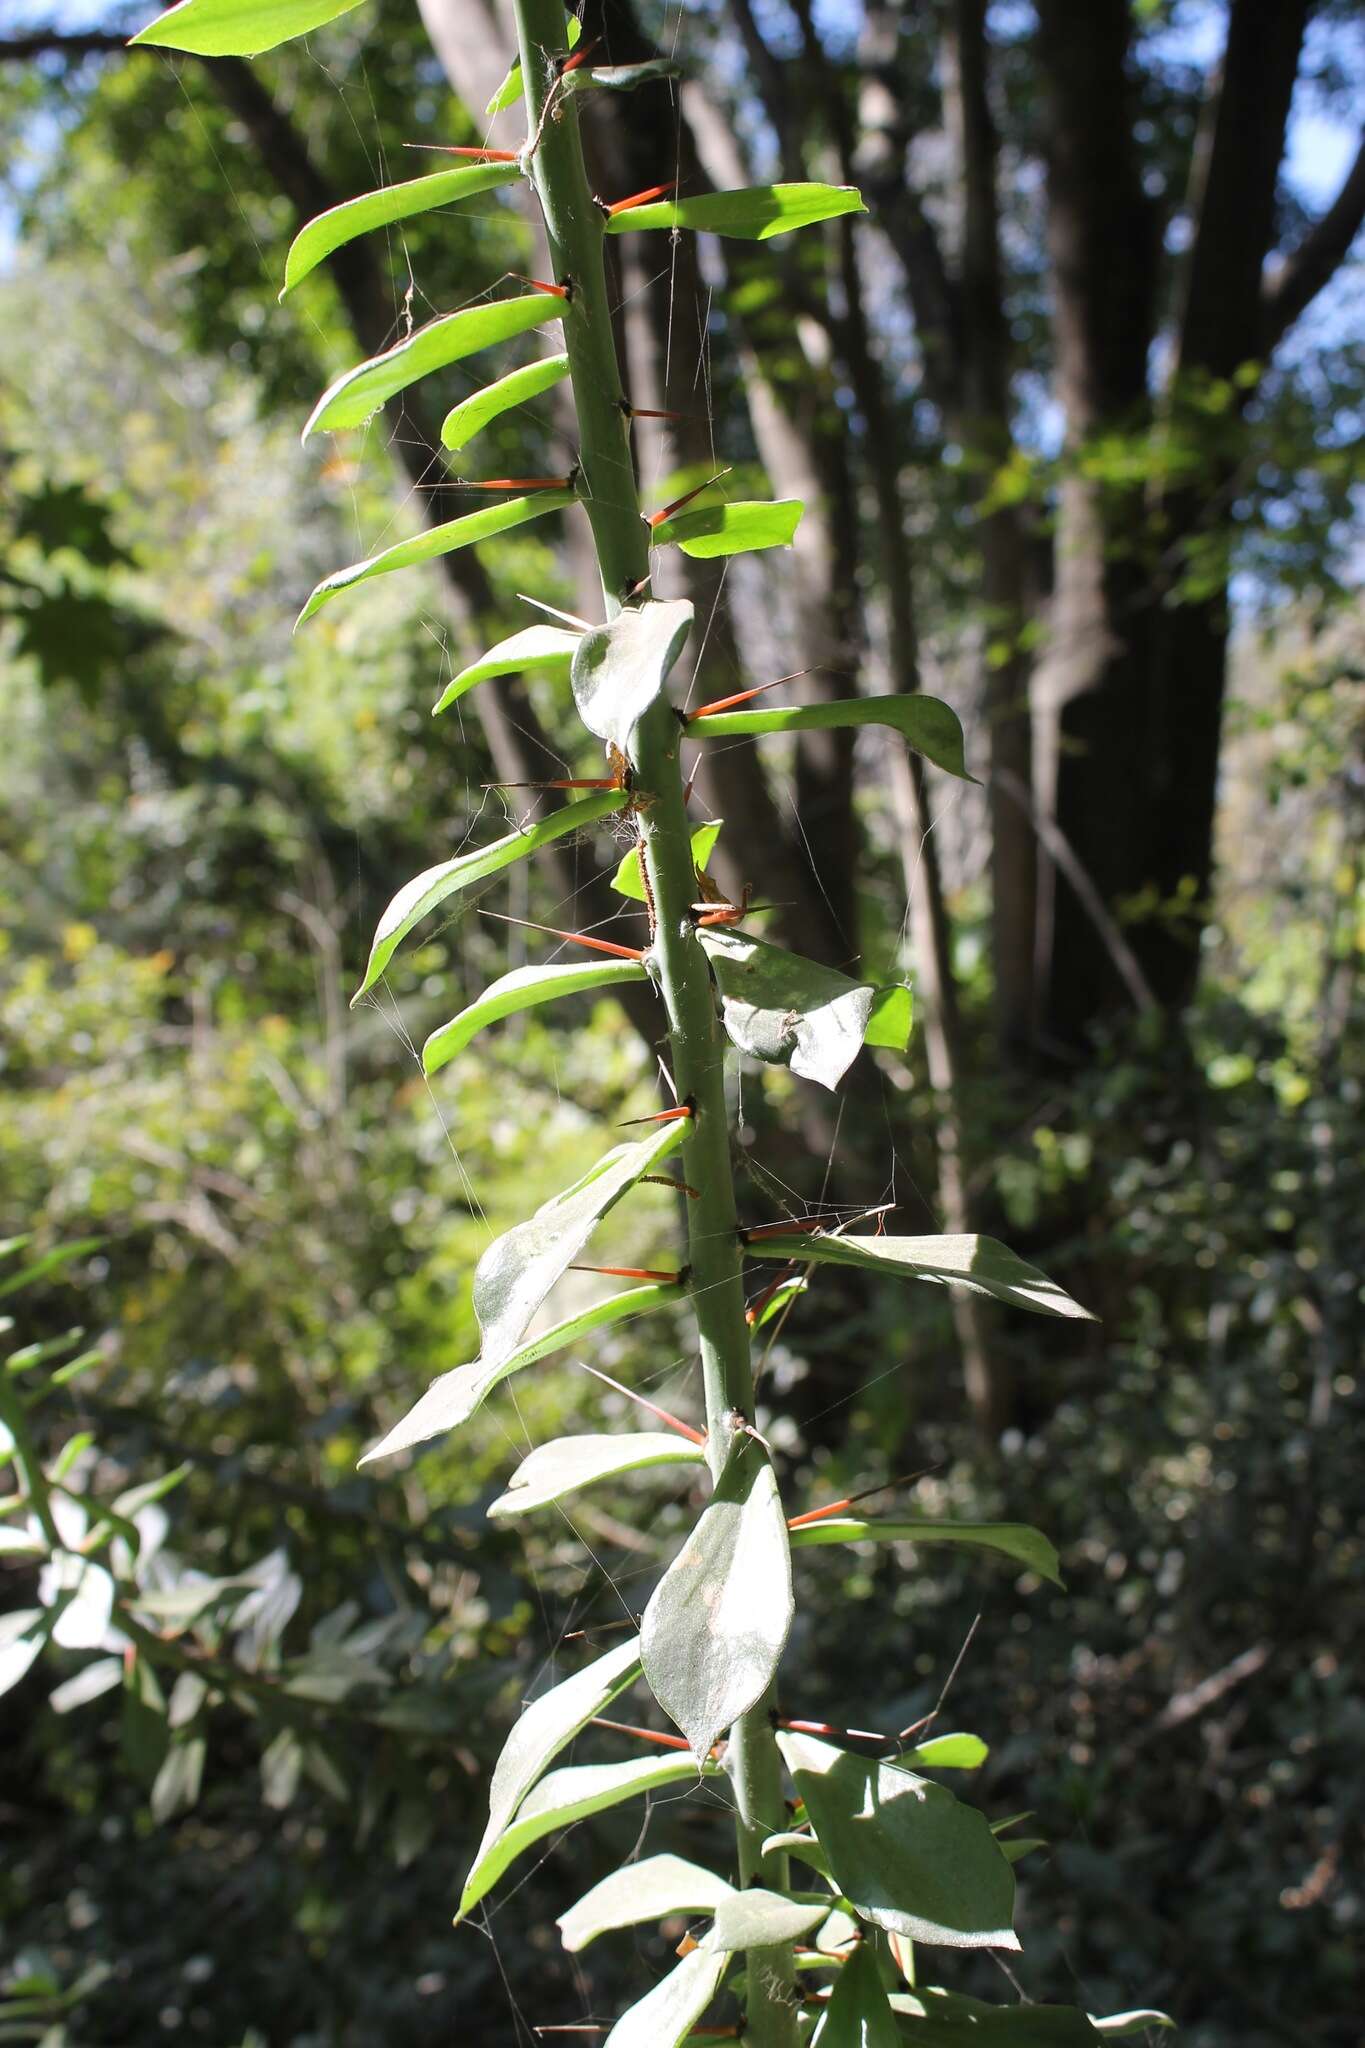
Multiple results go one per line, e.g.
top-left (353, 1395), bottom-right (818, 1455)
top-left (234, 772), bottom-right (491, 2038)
top-left (1, 1), bottom-right (1362, 2042)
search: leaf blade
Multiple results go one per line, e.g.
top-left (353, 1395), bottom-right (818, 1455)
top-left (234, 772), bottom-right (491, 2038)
top-left (423, 959), bottom-right (648, 1074)
top-left (303, 294), bottom-right (561, 439)
top-left (471, 1120), bottom-right (686, 1369)
top-left (642, 1453), bottom-right (793, 1760)
top-left (558, 1854), bottom-right (736, 1953)
top-left (358, 1282), bottom-right (683, 1464)
top-left (440, 352), bottom-right (572, 450)
top-left (458, 1751), bottom-right (714, 1920)
top-left (606, 183), bottom-right (865, 241)
top-left (777, 1732), bottom-right (1018, 1951)
top-left (688, 695), bottom-right (972, 781)
top-left (788, 1517), bottom-right (1062, 1587)
top-left (602, 1946), bottom-right (730, 2048)
top-left (351, 786), bottom-right (625, 999)
top-left (488, 1432), bottom-right (706, 1518)
top-left (282, 164), bottom-right (520, 296)
top-left (570, 598), bottom-right (694, 753)
top-left (811, 1942), bottom-right (901, 2048)
top-left (431, 621), bottom-right (579, 716)
top-left (299, 492), bottom-right (575, 626)
top-left (698, 928), bottom-right (876, 1091)
top-left (746, 1232), bottom-right (1095, 1322)
top-left (653, 499), bottom-right (803, 559)
top-left (476, 1637), bottom-right (642, 1872)
top-left (130, 0), bottom-right (365, 55)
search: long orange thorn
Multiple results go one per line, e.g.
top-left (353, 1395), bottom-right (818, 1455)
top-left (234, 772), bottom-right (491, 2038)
top-left (559, 35), bottom-right (600, 73)
top-left (570, 1264), bottom-right (686, 1287)
top-left (618, 1104), bottom-right (693, 1127)
top-left (404, 144), bottom-right (520, 162)
top-left (512, 273), bottom-right (572, 299)
top-left (648, 468), bottom-right (732, 530)
top-left (777, 1716), bottom-right (889, 1745)
top-left (606, 179), bottom-right (677, 217)
top-left (788, 1465), bottom-right (938, 1530)
top-left (689, 670), bottom-right (813, 721)
top-left (455, 476), bottom-right (575, 492)
top-left (573, 1360), bottom-right (705, 1443)
top-left (480, 912), bottom-right (643, 961)
top-left (621, 401), bottom-right (695, 423)
top-left (591, 1717), bottom-right (691, 1752)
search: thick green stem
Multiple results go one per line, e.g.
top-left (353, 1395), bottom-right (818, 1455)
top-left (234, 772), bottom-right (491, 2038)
top-left (509, 7), bottom-right (797, 2040)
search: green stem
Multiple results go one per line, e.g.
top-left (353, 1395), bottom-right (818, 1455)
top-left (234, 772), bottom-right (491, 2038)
top-left (509, 8), bottom-right (796, 2040)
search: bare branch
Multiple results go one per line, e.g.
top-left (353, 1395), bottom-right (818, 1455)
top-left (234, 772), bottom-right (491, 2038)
top-left (1260, 131), bottom-right (1365, 356)
top-left (0, 31), bottom-right (129, 61)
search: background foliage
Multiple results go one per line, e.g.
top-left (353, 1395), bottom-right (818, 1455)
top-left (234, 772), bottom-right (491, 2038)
top-left (1, 1), bottom-right (1361, 2042)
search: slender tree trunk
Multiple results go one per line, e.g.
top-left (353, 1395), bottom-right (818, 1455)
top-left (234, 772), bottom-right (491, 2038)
top-left (1031, 0), bottom-right (1160, 1053)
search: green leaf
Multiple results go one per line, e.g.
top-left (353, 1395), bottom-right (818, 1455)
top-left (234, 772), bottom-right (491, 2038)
top-left (302, 295), bottom-right (562, 439)
top-left (0, 1237), bottom-right (103, 1302)
top-left (698, 929), bottom-right (877, 1091)
top-left (788, 1518), bottom-right (1062, 1588)
top-left (423, 959), bottom-right (647, 1074)
top-left (486, 10), bottom-right (580, 114)
top-left (299, 491), bottom-right (574, 625)
top-left (904, 1732), bottom-right (989, 1770)
top-left (570, 598), bottom-right (694, 753)
top-left (458, 1751), bottom-right (716, 1919)
top-left (1000, 1837), bottom-right (1047, 1863)
top-left (130, 0), bottom-right (365, 56)
top-left (688, 695), bottom-right (972, 781)
top-left (474, 1637), bottom-right (642, 1878)
top-left (745, 1233), bottom-right (1095, 1322)
top-left (358, 1282), bottom-right (683, 1464)
top-left (613, 820), bottom-right (720, 902)
top-left (642, 1451), bottom-right (793, 1761)
top-left (440, 352), bottom-right (573, 451)
top-left (431, 622), bottom-right (579, 716)
top-left (151, 1734), bottom-right (207, 1824)
top-left (281, 164), bottom-right (519, 297)
top-left (777, 1732), bottom-right (1018, 1951)
top-left (488, 1431), bottom-right (707, 1517)
top-left (890, 1989), bottom-right (1103, 2043)
top-left (49, 1656), bottom-right (123, 1715)
top-left (706, 1889), bottom-right (828, 1950)
top-left (866, 983), bottom-right (914, 1050)
top-left (558, 1853), bottom-right (736, 1953)
top-left (471, 1121), bottom-right (686, 1370)
top-left (606, 183), bottom-right (865, 242)
top-left (761, 1830), bottom-right (833, 1882)
top-left (0, 1624), bottom-right (44, 1700)
top-left (811, 1943), bottom-right (900, 2048)
top-left (602, 1946), bottom-right (730, 2048)
top-left (653, 499), bottom-right (803, 559)
top-left (350, 786), bottom-right (625, 1000)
